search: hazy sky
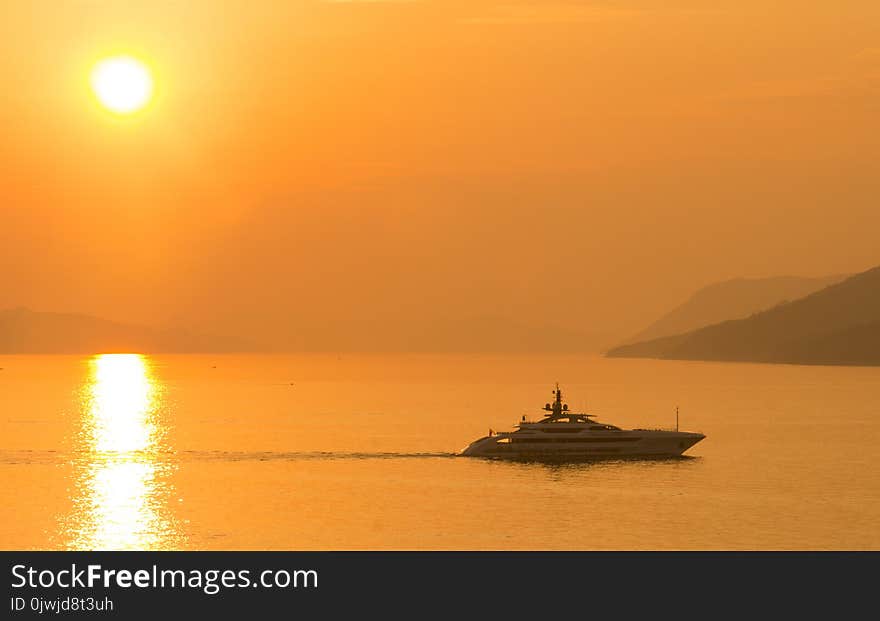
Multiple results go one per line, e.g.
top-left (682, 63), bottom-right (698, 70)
top-left (2, 1), bottom-right (878, 346)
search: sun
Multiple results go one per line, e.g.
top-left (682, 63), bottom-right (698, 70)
top-left (90, 56), bottom-right (153, 114)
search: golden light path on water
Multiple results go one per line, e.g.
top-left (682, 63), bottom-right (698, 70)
top-left (64, 354), bottom-right (182, 550)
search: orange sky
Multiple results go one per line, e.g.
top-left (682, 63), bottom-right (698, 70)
top-left (1, 1), bottom-right (878, 347)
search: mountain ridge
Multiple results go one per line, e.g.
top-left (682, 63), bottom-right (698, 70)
top-left (606, 265), bottom-right (880, 366)
top-left (0, 307), bottom-right (254, 354)
top-left (623, 274), bottom-right (847, 345)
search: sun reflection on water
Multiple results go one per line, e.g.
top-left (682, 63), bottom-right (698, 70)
top-left (64, 354), bottom-right (183, 550)
top-left (89, 354), bottom-right (155, 453)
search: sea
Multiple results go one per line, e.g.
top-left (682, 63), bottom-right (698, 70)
top-left (1, 353), bottom-right (878, 550)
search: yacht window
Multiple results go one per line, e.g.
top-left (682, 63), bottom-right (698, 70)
top-left (511, 437), bottom-right (639, 443)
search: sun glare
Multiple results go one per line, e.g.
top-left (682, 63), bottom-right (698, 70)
top-left (90, 56), bottom-right (153, 114)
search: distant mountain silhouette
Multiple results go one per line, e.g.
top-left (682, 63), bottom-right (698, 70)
top-left (277, 315), bottom-right (606, 353)
top-left (623, 274), bottom-right (847, 345)
top-left (0, 308), bottom-right (253, 354)
top-left (0, 308), bottom-right (606, 354)
top-left (607, 265), bottom-right (880, 366)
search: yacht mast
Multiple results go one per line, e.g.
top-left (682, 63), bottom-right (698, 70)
top-left (542, 383), bottom-right (572, 418)
top-left (550, 383), bottom-right (564, 416)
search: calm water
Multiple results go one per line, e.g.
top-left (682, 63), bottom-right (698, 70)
top-left (1, 353), bottom-right (878, 550)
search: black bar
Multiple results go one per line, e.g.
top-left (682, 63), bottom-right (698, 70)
top-left (2, 551), bottom-right (876, 618)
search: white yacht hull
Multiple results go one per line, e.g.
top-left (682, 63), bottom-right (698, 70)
top-left (461, 430), bottom-right (705, 460)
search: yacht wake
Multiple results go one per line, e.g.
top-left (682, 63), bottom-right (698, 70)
top-left (178, 450), bottom-right (458, 462)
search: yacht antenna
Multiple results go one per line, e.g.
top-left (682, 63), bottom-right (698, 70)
top-left (676, 406), bottom-right (679, 432)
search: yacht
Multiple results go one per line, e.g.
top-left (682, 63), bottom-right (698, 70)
top-left (461, 384), bottom-right (705, 460)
